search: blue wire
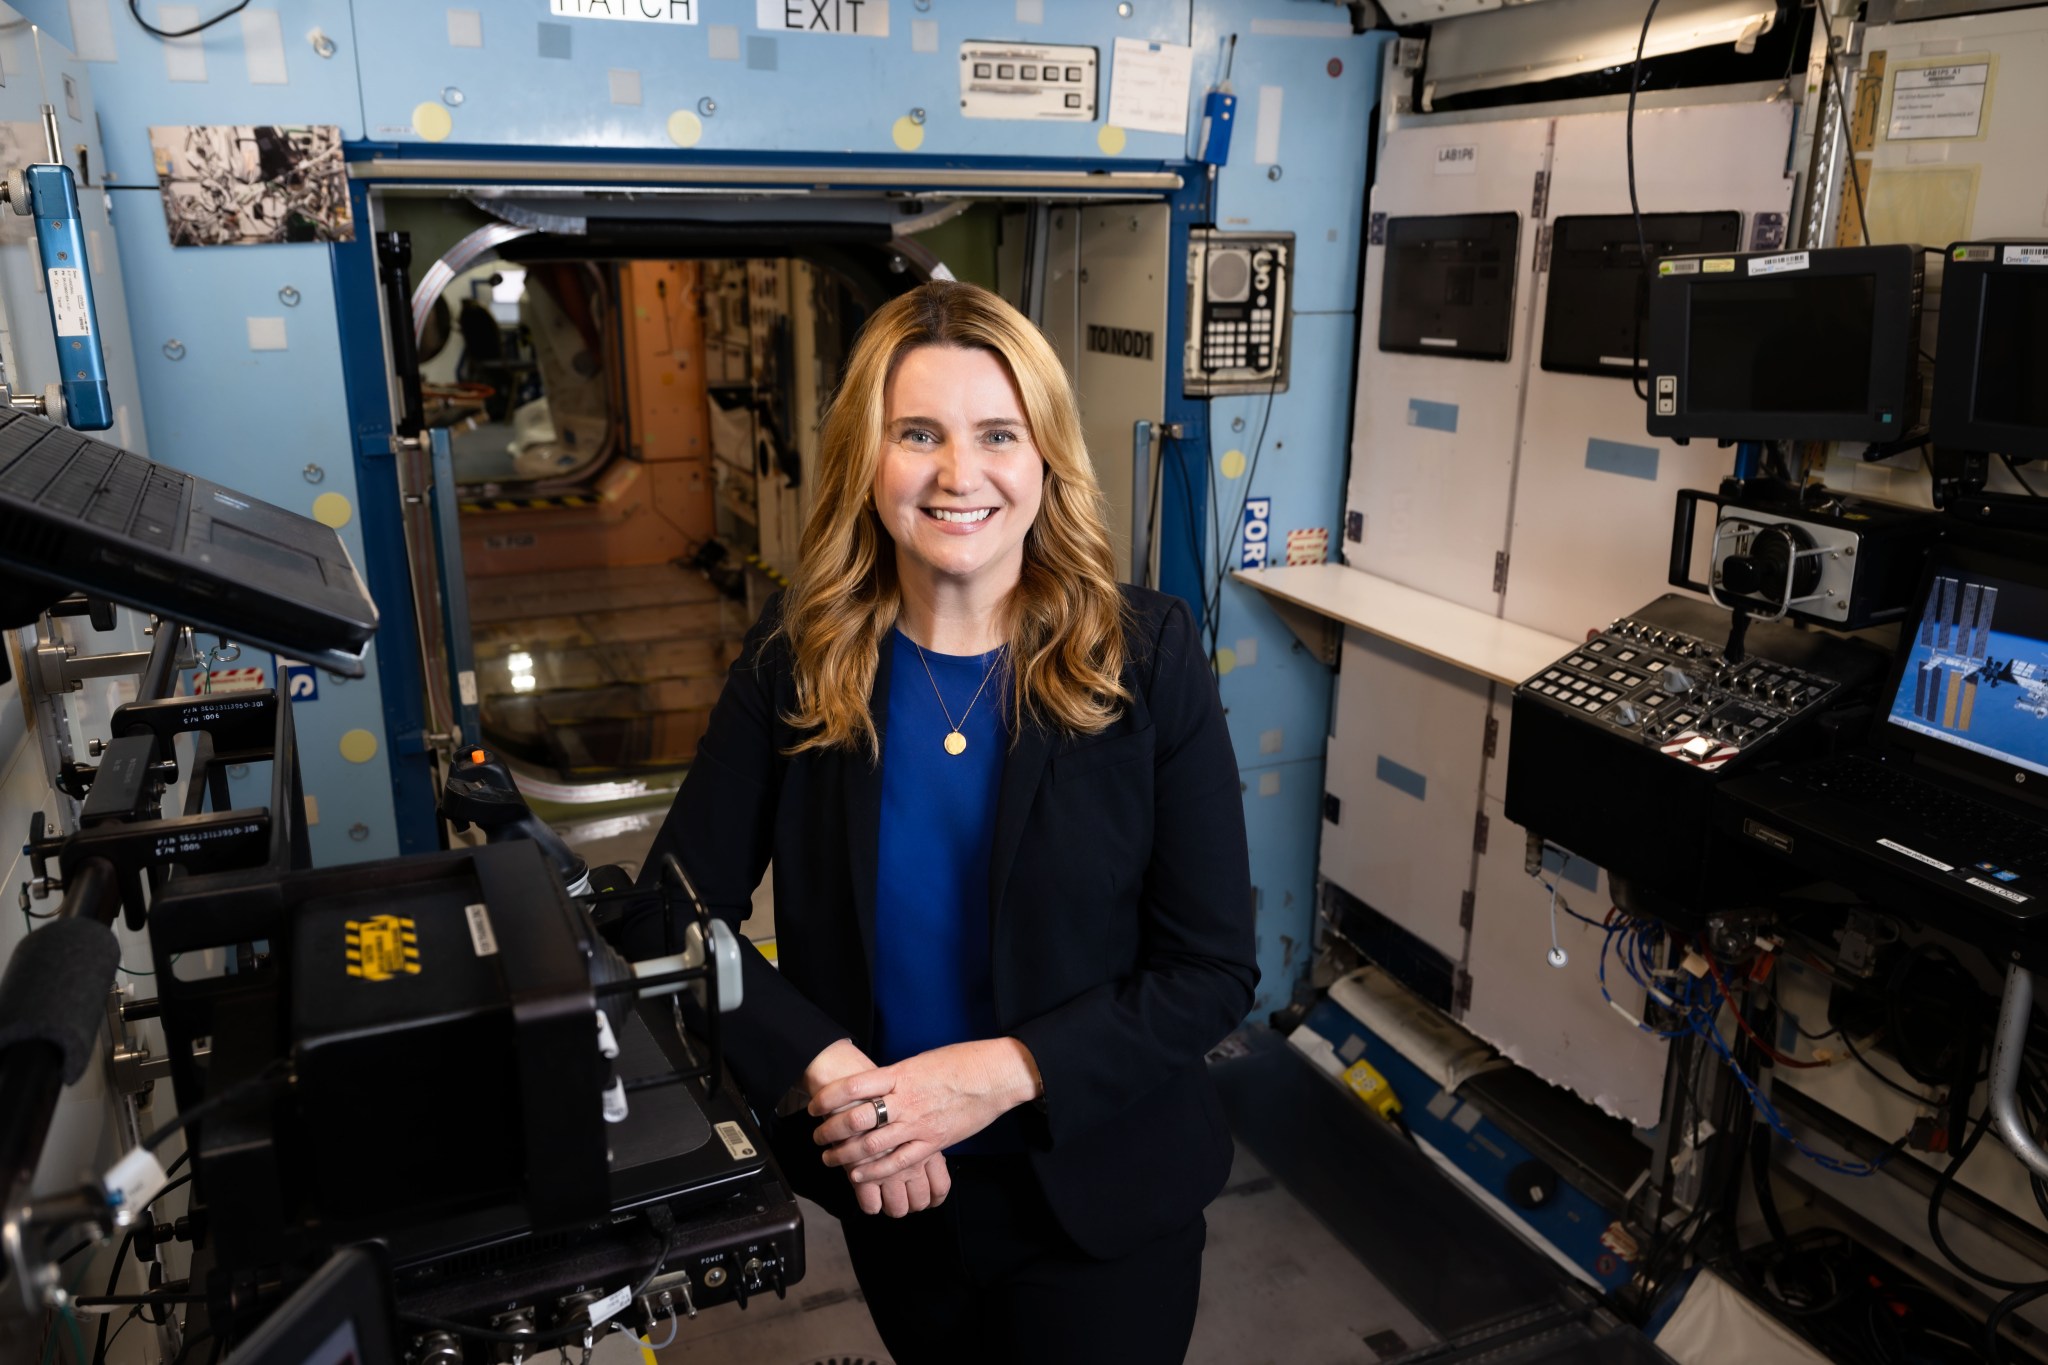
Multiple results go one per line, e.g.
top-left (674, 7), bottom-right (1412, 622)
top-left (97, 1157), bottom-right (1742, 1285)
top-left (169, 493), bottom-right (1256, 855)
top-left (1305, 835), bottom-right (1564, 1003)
top-left (1538, 878), bottom-right (1890, 1176)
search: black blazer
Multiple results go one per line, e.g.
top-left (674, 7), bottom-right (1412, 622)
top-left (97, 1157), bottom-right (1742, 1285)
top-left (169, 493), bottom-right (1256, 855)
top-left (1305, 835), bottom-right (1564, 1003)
top-left (643, 584), bottom-right (1256, 1258)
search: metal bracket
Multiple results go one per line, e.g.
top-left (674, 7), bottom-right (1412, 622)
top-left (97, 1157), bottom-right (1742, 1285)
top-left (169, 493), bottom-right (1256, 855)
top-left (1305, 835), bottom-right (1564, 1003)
top-left (105, 989), bottom-right (168, 1101)
top-left (32, 637), bottom-right (151, 696)
top-left (1264, 597), bottom-right (1340, 667)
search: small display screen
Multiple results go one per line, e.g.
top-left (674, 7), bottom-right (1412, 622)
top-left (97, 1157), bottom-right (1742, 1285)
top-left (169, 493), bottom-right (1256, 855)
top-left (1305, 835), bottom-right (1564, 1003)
top-left (1972, 273), bottom-right (2048, 429)
top-left (1378, 213), bottom-right (1519, 362)
top-left (1686, 275), bottom-right (1877, 414)
top-left (1887, 567), bottom-right (2048, 779)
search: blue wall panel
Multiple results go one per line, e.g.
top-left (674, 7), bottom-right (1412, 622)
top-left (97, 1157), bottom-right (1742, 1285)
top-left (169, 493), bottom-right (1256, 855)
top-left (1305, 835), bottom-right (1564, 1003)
top-left (348, 0), bottom-right (1194, 159)
top-left (1240, 754), bottom-right (1326, 1017)
top-left (1193, 9), bottom-right (1383, 313)
top-left (12, 0), bottom-right (396, 862)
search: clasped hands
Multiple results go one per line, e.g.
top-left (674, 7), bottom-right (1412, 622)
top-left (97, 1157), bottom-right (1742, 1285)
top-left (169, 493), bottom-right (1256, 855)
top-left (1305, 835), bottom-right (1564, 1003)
top-left (801, 1036), bottom-right (1042, 1218)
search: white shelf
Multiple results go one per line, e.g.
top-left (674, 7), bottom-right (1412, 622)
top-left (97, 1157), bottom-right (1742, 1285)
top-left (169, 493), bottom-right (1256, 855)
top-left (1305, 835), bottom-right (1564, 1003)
top-left (1232, 563), bottom-right (1576, 687)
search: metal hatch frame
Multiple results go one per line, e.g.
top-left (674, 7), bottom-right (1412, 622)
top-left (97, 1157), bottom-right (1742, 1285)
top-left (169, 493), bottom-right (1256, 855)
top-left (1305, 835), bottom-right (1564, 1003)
top-left (328, 144), bottom-right (1212, 851)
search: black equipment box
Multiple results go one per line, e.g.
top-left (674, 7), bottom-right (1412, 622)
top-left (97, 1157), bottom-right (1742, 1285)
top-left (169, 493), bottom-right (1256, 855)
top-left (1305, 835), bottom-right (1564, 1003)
top-left (1668, 482), bottom-right (1939, 630)
top-left (1504, 594), bottom-right (1887, 921)
top-left (1644, 244), bottom-right (1924, 445)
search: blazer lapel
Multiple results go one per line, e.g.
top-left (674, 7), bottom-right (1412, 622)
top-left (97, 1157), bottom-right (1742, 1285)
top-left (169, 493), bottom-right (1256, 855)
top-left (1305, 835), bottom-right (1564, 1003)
top-left (844, 634), bottom-right (891, 980)
top-left (987, 710), bottom-right (1053, 939)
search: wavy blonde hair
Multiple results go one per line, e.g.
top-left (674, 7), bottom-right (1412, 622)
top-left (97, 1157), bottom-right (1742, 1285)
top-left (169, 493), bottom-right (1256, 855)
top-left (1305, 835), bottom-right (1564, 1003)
top-left (776, 280), bottom-right (1130, 759)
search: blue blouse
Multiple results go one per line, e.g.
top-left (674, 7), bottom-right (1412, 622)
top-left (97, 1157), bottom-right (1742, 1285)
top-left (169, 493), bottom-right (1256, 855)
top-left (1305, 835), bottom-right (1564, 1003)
top-left (873, 627), bottom-right (1020, 1152)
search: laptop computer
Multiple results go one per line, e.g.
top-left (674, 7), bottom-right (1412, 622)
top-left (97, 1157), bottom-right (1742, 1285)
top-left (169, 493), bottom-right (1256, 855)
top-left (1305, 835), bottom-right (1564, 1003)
top-left (0, 408), bottom-right (377, 675)
top-left (1719, 533), bottom-right (2048, 942)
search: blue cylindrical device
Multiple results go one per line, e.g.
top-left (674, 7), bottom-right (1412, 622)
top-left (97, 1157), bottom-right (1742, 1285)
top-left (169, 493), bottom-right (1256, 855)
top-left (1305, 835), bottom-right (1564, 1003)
top-left (27, 162), bottom-right (112, 430)
top-left (1199, 89), bottom-right (1237, 167)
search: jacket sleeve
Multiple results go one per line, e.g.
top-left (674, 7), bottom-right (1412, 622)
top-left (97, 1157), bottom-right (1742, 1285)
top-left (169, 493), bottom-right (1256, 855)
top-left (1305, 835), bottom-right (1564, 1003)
top-left (1008, 595), bottom-right (1258, 1147)
top-left (640, 597), bottom-right (849, 1115)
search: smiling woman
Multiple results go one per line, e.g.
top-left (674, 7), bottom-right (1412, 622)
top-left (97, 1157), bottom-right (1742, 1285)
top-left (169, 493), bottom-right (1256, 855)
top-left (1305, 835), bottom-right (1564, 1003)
top-left (641, 280), bottom-right (1256, 1364)
top-left (871, 347), bottom-right (1046, 647)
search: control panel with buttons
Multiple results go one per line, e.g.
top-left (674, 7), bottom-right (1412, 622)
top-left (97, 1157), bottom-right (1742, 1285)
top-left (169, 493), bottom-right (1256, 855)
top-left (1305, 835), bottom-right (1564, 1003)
top-left (1520, 610), bottom-right (1847, 763)
top-left (1186, 228), bottom-right (1293, 396)
top-left (1504, 593), bottom-right (1888, 919)
top-left (959, 40), bottom-right (1098, 121)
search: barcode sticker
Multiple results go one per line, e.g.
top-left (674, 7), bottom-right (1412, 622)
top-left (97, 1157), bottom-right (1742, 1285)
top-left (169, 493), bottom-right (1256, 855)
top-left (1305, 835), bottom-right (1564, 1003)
top-left (48, 267), bottom-right (90, 335)
top-left (1748, 252), bottom-right (1809, 277)
top-left (715, 1120), bottom-right (758, 1160)
top-left (588, 1284), bottom-right (632, 1327)
top-left (464, 902), bottom-right (498, 956)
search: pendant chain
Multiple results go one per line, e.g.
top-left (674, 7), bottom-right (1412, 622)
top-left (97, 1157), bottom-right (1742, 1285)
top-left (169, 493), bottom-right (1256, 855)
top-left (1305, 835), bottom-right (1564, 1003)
top-left (913, 641), bottom-right (1005, 756)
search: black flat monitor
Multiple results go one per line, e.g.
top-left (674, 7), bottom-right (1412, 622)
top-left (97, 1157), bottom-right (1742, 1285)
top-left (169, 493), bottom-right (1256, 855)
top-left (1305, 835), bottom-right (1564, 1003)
top-left (1541, 212), bottom-right (1743, 379)
top-left (1379, 212), bottom-right (1521, 362)
top-left (1644, 244), bottom-right (1924, 445)
top-left (224, 1247), bottom-right (399, 1365)
top-left (1931, 242), bottom-right (2048, 459)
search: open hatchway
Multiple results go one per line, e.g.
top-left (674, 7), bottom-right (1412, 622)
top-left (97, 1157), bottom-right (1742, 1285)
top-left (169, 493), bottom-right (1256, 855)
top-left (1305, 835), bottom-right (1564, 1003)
top-left (363, 177), bottom-right (1178, 800)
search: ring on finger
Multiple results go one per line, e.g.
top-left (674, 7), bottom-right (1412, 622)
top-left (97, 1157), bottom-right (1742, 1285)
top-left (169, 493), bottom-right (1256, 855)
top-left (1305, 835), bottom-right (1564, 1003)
top-left (870, 1096), bottom-right (890, 1128)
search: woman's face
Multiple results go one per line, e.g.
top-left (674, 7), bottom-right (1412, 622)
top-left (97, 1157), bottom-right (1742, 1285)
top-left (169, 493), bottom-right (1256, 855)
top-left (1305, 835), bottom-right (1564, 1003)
top-left (872, 344), bottom-right (1045, 596)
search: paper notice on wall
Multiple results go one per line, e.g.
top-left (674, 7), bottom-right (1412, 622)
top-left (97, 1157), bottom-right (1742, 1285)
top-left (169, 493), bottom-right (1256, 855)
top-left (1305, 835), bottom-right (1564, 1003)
top-left (1887, 63), bottom-right (1989, 140)
top-left (1107, 37), bottom-right (1193, 136)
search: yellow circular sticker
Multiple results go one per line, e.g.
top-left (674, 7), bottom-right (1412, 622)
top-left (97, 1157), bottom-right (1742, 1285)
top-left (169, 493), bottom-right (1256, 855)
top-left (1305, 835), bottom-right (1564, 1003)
top-left (892, 116), bottom-right (926, 152)
top-left (1215, 646), bottom-right (1237, 676)
top-left (311, 492), bottom-right (352, 528)
top-left (1220, 448), bottom-right (1247, 480)
top-left (667, 110), bottom-right (704, 148)
top-left (412, 102), bottom-right (453, 142)
top-left (339, 729), bottom-right (380, 764)
top-left (1097, 125), bottom-right (1127, 156)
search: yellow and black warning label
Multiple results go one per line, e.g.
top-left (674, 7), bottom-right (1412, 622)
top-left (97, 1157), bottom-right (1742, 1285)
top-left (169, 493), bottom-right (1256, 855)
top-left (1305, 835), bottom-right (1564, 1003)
top-left (344, 915), bottom-right (421, 981)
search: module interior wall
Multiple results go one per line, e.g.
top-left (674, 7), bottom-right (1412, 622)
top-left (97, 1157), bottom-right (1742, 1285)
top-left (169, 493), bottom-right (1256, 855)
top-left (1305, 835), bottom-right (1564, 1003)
top-left (1321, 627), bottom-right (1491, 961)
top-left (1345, 115), bottom-right (1552, 613)
top-left (350, 0), bottom-right (1194, 159)
top-left (1468, 692), bottom-right (1670, 1126)
top-left (1502, 101), bottom-right (1798, 643)
top-left (11, 2), bottom-right (397, 863)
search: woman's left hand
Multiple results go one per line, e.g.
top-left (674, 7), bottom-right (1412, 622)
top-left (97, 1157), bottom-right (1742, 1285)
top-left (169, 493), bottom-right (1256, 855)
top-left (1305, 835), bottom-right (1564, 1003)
top-left (809, 1038), bottom-right (1042, 1182)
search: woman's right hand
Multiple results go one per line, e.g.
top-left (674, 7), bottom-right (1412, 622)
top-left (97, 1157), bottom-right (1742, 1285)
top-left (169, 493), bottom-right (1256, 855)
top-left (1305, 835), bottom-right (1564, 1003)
top-left (802, 1039), bottom-right (951, 1217)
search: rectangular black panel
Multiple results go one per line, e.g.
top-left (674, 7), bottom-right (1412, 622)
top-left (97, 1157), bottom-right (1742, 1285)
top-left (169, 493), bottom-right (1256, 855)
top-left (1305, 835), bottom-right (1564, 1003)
top-left (1541, 211), bottom-right (1741, 379)
top-left (1378, 212), bottom-right (1520, 362)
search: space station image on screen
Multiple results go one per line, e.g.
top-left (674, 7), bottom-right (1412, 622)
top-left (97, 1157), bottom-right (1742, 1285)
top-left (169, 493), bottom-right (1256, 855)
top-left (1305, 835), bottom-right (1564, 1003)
top-left (1887, 569), bottom-right (2048, 778)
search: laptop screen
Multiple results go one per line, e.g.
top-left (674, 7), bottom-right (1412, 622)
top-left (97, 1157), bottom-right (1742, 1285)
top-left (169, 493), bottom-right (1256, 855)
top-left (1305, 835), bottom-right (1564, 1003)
top-left (1886, 566), bottom-right (2048, 778)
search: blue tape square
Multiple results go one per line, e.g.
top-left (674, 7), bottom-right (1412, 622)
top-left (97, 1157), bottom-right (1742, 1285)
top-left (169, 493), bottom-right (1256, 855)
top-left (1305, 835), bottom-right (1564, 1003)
top-left (1407, 399), bottom-right (1458, 433)
top-left (1374, 756), bottom-right (1427, 801)
top-left (537, 22), bottom-right (571, 59)
top-left (747, 36), bottom-right (779, 70)
top-left (1585, 438), bottom-right (1660, 482)
top-left (1541, 846), bottom-right (1601, 893)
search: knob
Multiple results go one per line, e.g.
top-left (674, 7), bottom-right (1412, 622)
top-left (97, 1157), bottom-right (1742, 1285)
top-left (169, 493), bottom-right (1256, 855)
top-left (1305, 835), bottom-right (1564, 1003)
top-left (87, 737), bottom-right (106, 757)
top-left (1721, 553), bottom-right (1764, 596)
top-left (1664, 668), bottom-right (1696, 694)
top-left (1613, 702), bottom-right (1642, 727)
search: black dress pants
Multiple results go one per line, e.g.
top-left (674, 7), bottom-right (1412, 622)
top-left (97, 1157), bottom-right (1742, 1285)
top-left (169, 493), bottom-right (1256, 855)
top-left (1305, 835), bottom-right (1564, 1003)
top-left (835, 1154), bottom-right (1206, 1365)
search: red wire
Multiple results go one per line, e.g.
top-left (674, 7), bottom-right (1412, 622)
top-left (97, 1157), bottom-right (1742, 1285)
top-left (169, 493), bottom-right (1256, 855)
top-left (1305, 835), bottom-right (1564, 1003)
top-left (1706, 952), bottom-right (1827, 1068)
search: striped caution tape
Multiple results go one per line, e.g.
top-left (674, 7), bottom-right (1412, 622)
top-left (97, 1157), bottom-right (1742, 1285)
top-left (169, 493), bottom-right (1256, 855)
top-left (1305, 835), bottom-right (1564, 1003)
top-left (458, 491), bottom-right (602, 514)
top-left (741, 552), bottom-right (791, 588)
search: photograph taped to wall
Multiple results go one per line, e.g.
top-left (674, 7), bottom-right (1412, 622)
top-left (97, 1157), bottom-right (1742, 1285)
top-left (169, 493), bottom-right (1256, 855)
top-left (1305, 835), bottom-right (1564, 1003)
top-left (148, 125), bottom-right (353, 247)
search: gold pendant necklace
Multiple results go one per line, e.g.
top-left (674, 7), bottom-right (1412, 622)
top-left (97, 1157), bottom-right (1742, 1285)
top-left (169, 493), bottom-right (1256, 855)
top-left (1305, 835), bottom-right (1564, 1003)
top-left (913, 640), bottom-right (1004, 757)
